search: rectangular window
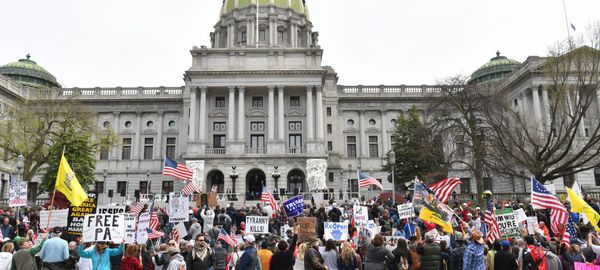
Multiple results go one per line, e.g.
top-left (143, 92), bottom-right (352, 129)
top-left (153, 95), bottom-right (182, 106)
top-left (259, 30), bottom-right (266, 41)
top-left (213, 122), bottom-right (226, 131)
top-left (252, 96), bottom-right (263, 108)
top-left (595, 168), bottom-right (600, 186)
top-left (215, 97), bottom-right (226, 108)
top-left (213, 135), bottom-right (226, 148)
top-left (456, 135), bottom-right (465, 157)
top-left (27, 182), bottom-right (38, 202)
top-left (166, 137), bottom-right (176, 159)
top-left (328, 172), bottom-right (334, 182)
top-left (290, 96), bottom-right (300, 107)
top-left (289, 134), bottom-right (302, 153)
top-left (483, 177), bottom-right (492, 191)
top-left (327, 124), bottom-right (332, 134)
top-left (289, 121), bottom-right (302, 131)
top-left (162, 181), bottom-right (174, 193)
top-left (327, 141), bottom-right (333, 151)
top-left (139, 181), bottom-right (148, 195)
top-left (326, 107), bottom-right (332, 116)
top-left (144, 138), bottom-right (154, 160)
top-left (390, 136), bottom-right (396, 149)
top-left (564, 172), bottom-right (575, 188)
top-left (250, 135), bottom-right (265, 149)
top-left (369, 136), bottom-right (379, 157)
top-left (122, 138), bottom-right (132, 160)
top-left (117, 181), bottom-right (127, 197)
top-left (461, 178), bottom-right (471, 194)
top-left (250, 122), bottom-right (265, 131)
top-left (95, 181), bottom-right (105, 194)
top-left (347, 136), bottom-right (357, 158)
top-left (277, 31), bottom-right (284, 44)
top-left (241, 31), bottom-right (247, 43)
top-left (348, 179), bottom-right (358, 198)
top-left (99, 146), bottom-right (109, 160)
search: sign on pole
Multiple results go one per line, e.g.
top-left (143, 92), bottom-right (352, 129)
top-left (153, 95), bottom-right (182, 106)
top-left (527, 217), bottom-right (539, 235)
top-left (9, 180), bottom-right (27, 207)
top-left (169, 193), bottom-right (189, 223)
top-left (297, 217), bottom-right (316, 243)
top-left (283, 195), bottom-right (304, 217)
top-left (495, 208), bottom-right (519, 239)
top-left (514, 208), bottom-right (528, 223)
top-left (123, 214), bottom-right (137, 244)
top-left (96, 206), bottom-right (126, 215)
top-left (39, 209), bottom-right (69, 228)
top-left (245, 216), bottom-right (269, 234)
top-left (397, 203), bottom-right (415, 220)
top-left (67, 193), bottom-right (97, 235)
top-left (324, 222), bottom-right (349, 241)
top-left (136, 213), bottom-right (151, 244)
top-left (353, 206), bottom-right (368, 227)
top-left (365, 220), bottom-right (381, 237)
top-left (82, 214), bottom-right (125, 243)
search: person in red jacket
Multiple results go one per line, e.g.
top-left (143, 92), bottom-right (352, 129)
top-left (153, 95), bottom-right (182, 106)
top-left (121, 244), bottom-right (143, 270)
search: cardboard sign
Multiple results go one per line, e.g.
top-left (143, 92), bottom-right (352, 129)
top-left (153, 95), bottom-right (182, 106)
top-left (324, 222), bottom-right (349, 241)
top-left (527, 216), bottom-right (539, 235)
top-left (515, 208), bottom-right (527, 223)
top-left (96, 206), bottom-right (126, 215)
top-left (245, 216), bottom-right (269, 234)
top-left (207, 193), bottom-right (217, 207)
top-left (9, 180), bottom-right (27, 207)
top-left (82, 214), bottom-right (125, 243)
top-left (169, 193), bottom-right (189, 223)
top-left (123, 214), bottom-right (137, 244)
top-left (297, 217), bottom-right (317, 243)
top-left (67, 193), bottom-right (97, 235)
top-left (397, 203), bottom-right (415, 220)
top-left (354, 206), bottom-right (369, 227)
top-left (39, 209), bottom-right (69, 229)
top-left (136, 213), bottom-right (150, 244)
top-left (496, 208), bottom-right (519, 239)
top-left (283, 195), bottom-right (305, 218)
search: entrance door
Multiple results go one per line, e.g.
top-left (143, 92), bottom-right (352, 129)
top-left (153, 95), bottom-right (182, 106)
top-left (246, 169), bottom-right (266, 200)
top-left (287, 169), bottom-right (305, 196)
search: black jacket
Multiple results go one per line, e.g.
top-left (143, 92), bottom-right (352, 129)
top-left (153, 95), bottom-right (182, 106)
top-left (494, 250), bottom-right (517, 270)
top-left (269, 235), bottom-right (298, 270)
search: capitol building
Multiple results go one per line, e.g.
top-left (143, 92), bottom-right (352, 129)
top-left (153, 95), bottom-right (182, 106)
top-left (1, 0), bottom-right (598, 205)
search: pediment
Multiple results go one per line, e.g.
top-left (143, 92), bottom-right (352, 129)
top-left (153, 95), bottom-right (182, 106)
top-left (343, 127), bottom-right (359, 133)
top-left (165, 129), bottom-right (179, 135)
top-left (142, 129), bottom-right (158, 135)
top-left (246, 109), bottom-right (267, 117)
top-left (285, 110), bottom-right (305, 117)
top-left (366, 127), bottom-right (381, 133)
top-left (209, 111), bottom-right (228, 118)
top-left (120, 130), bottom-right (135, 136)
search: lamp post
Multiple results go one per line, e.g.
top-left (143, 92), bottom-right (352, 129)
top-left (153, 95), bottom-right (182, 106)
top-left (389, 150), bottom-right (396, 205)
top-left (272, 166), bottom-right (280, 199)
top-left (16, 154), bottom-right (24, 216)
top-left (347, 164), bottom-right (352, 199)
top-left (146, 170), bottom-right (151, 195)
top-left (230, 166), bottom-right (239, 200)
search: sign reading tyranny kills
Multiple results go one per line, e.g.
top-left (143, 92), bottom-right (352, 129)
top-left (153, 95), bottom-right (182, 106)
top-left (245, 216), bottom-right (269, 234)
top-left (495, 208), bottom-right (519, 239)
top-left (67, 192), bottom-right (97, 235)
top-left (397, 203), bottom-right (415, 220)
top-left (82, 214), bottom-right (125, 243)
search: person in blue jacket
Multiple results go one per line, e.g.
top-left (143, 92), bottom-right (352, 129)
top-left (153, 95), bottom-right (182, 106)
top-left (78, 240), bottom-right (125, 270)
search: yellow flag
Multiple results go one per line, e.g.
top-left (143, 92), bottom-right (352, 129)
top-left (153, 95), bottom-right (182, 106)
top-left (55, 154), bottom-right (88, 207)
top-left (566, 187), bottom-right (600, 232)
top-left (419, 207), bottom-right (454, 233)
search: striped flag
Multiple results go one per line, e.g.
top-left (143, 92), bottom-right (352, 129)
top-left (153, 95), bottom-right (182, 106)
top-left (562, 215), bottom-right (576, 248)
top-left (484, 196), bottom-right (501, 243)
top-left (163, 157), bottom-right (194, 180)
top-left (170, 226), bottom-right (180, 242)
top-left (261, 186), bottom-right (277, 211)
top-left (182, 181), bottom-right (199, 196)
top-left (429, 177), bottom-right (463, 204)
top-left (0, 229), bottom-right (3, 242)
top-left (130, 204), bottom-right (143, 215)
top-left (218, 228), bottom-right (236, 247)
top-left (146, 228), bottom-right (165, 239)
top-left (357, 170), bottom-right (383, 190)
top-left (531, 177), bottom-right (569, 235)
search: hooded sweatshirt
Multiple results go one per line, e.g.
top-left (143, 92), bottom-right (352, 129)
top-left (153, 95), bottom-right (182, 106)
top-left (167, 254), bottom-right (186, 270)
top-left (0, 252), bottom-right (13, 270)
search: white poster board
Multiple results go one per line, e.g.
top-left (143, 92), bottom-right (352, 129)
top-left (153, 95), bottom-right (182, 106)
top-left (365, 220), bottom-right (381, 237)
top-left (526, 216), bottom-right (539, 235)
top-left (169, 193), bottom-right (190, 223)
top-left (324, 222), bottom-right (349, 241)
top-left (354, 206), bottom-right (369, 227)
top-left (175, 222), bottom-right (188, 239)
top-left (82, 214), bottom-right (125, 243)
top-left (186, 160), bottom-right (205, 192)
top-left (397, 203), bottom-right (415, 220)
top-left (515, 209), bottom-right (528, 223)
top-left (96, 206), bottom-right (126, 215)
top-left (9, 180), bottom-right (27, 207)
top-left (39, 209), bottom-right (69, 228)
top-left (123, 214), bottom-right (137, 244)
top-left (245, 216), bottom-right (269, 234)
top-left (136, 213), bottom-right (150, 244)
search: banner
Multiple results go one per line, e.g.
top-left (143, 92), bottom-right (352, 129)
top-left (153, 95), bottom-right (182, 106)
top-left (397, 203), bottom-right (414, 220)
top-left (96, 206), bottom-right (126, 215)
top-left (324, 222), bottom-right (349, 241)
top-left (82, 214), bottom-right (125, 243)
top-left (353, 206), bottom-right (369, 227)
top-left (169, 193), bottom-right (189, 223)
top-left (495, 208), bottom-right (519, 239)
top-left (67, 192), bottom-right (97, 235)
top-left (9, 180), bottom-right (27, 207)
top-left (419, 207), bottom-right (453, 233)
top-left (297, 217), bottom-right (317, 243)
top-left (123, 214), bottom-right (137, 244)
top-left (136, 213), bottom-right (150, 244)
top-left (283, 195), bottom-right (305, 218)
top-left (245, 216), bottom-right (269, 234)
top-left (39, 209), bottom-right (69, 229)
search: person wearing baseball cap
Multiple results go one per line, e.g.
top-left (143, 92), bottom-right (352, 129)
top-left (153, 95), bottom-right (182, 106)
top-left (462, 229), bottom-right (485, 270)
top-left (12, 234), bottom-right (48, 270)
top-left (238, 235), bottom-right (260, 270)
top-left (494, 240), bottom-right (517, 270)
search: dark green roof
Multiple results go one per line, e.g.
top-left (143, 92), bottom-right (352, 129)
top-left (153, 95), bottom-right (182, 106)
top-left (469, 51), bottom-right (521, 85)
top-left (0, 54), bottom-right (61, 88)
top-left (222, 0), bottom-right (308, 16)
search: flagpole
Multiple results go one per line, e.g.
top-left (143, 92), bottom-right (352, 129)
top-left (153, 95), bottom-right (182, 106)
top-left (46, 146), bottom-right (65, 232)
top-left (356, 169), bottom-right (361, 203)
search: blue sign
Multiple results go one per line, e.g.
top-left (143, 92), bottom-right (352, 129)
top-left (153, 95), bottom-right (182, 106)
top-left (283, 195), bottom-right (305, 217)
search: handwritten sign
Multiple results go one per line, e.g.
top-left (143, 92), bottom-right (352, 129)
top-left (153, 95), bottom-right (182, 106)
top-left (39, 209), bottom-right (69, 229)
top-left (67, 193), bottom-right (97, 235)
top-left (283, 195), bottom-right (305, 217)
top-left (123, 214), bottom-right (137, 244)
top-left (397, 203), bottom-right (414, 220)
top-left (9, 180), bottom-right (27, 207)
top-left (136, 213), bottom-right (150, 244)
top-left (496, 208), bottom-right (519, 239)
top-left (245, 216), bottom-right (269, 234)
top-left (169, 193), bottom-right (189, 223)
top-left (82, 214), bottom-right (125, 243)
top-left (527, 216), bottom-right (539, 235)
top-left (324, 222), bottom-right (349, 241)
top-left (354, 206), bottom-right (368, 227)
top-left (297, 217), bottom-right (316, 243)
top-left (96, 206), bottom-right (126, 215)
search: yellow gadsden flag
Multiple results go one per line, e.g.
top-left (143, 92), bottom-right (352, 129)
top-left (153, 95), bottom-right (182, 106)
top-left (55, 154), bottom-right (88, 207)
top-left (566, 187), bottom-right (600, 232)
top-left (419, 207), bottom-right (454, 233)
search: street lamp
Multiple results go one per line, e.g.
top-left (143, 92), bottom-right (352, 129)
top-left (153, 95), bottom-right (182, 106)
top-left (347, 164), bottom-right (352, 198)
top-left (230, 166), bottom-right (239, 200)
top-left (272, 166), bottom-right (280, 189)
top-left (389, 150), bottom-right (396, 205)
top-left (16, 154), bottom-right (24, 181)
top-left (146, 170), bottom-right (151, 195)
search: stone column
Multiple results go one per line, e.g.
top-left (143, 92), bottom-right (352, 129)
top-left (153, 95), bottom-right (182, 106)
top-left (215, 29), bottom-right (221, 48)
top-left (596, 88), bottom-right (600, 117)
top-left (531, 87), bottom-right (543, 131)
top-left (315, 86), bottom-right (324, 140)
top-left (575, 89), bottom-right (587, 135)
top-left (155, 111), bottom-right (164, 159)
top-left (381, 110), bottom-right (389, 154)
top-left (199, 87), bottom-right (208, 143)
top-left (290, 23), bottom-right (296, 47)
top-left (227, 86), bottom-right (236, 141)
top-left (541, 86), bottom-right (551, 130)
top-left (133, 112), bottom-right (142, 159)
top-left (277, 86), bottom-right (285, 140)
top-left (268, 86), bottom-right (275, 140)
top-left (269, 17), bottom-right (276, 47)
top-left (189, 88), bottom-right (198, 141)
top-left (359, 110), bottom-right (368, 157)
top-left (306, 86), bottom-right (314, 140)
top-left (112, 112), bottom-right (120, 159)
top-left (237, 86), bottom-right (246, 141)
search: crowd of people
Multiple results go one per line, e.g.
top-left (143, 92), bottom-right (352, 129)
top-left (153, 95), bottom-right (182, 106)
top-left (1, 193), bottom-right (600, 270)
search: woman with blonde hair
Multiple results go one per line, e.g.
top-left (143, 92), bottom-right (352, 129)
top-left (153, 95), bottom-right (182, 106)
top-left (293, 243), bottom-right (307, 270)
top-left (121, 243), bottom-right (143, 270)
top-left (337, 242), bottom-right (358, 270)
top-left (0, 242), bottom-right (14, 270)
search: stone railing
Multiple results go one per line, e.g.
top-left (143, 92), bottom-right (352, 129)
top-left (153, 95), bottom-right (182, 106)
top-left (205, 148), bottom-right (227, 155)
top-left (245, 148), bottom-right (267, 154)
top-left (287, 147), bottom-right (304, 154)
top-left (0, 75), bottom-right (26, 98)
top-left (338, 85), bottom-right (443, 96)
top-left (55, 86), bottom-right (184, 100)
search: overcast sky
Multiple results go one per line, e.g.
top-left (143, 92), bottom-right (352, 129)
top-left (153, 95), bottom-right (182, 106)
top-left (1, 0), bottom-right (598, 88)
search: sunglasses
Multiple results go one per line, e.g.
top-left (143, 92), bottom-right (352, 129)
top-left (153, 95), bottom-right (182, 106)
top-left (169, 243), bottom-right (176, 246)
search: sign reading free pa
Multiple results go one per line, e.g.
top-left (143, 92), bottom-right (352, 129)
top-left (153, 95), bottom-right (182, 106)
top-left (245, 216), bottom-right (269, 234)
top-left (83, 214), bottom-right (125, 243)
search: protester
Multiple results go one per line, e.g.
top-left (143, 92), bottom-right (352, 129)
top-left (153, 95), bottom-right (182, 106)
top-left (294, 243), bottom-right (308, 270)
top-left (257, 240), bottom-right (273, 270)
top-left (121, 244), bottom-right (143, 270)
top-left (39, 227), bottom-right (70, 269)
top-left (269, 233), bottom-right (298, 270)
top-left (304, 237), bottom-right (327, 270)
top-left (187, 218), bottom-right (201, 241)
top-left (77, 241), bottom-right (125, 270)
top-left (155, 241), bottom-right (176, 270)
top-left (462, 229), bottom-right (485, 270)
top-left (337, 241), bottom-right (358, 270)
top-left (493, 240), bottom-right (517, 270)
top-left (12, 234), bottom-right (47, 270)
top-left (0, 242), bottom-right (14, 270)
top-left (238, 235), bottom-right (260, 270)
top-left (1, 217), bottom-right (14, 240)
top-left (362, 233), bottom-right (394, 270)
top-left (211, 241), bottom-right (227, 270)
top-left (166, 246), bottom-right (186, 270)
top-left (185, 235), bottom-right (212, 270)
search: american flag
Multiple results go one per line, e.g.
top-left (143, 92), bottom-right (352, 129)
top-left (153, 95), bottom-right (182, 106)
top-left (0, 229), bottom-right (3, 242)
top-left (148, 199), bottom-right (160, 230)
top-left (484, 196), bottom-right (501, 243)
top-left (163, 157), bottom-right (194, 180)
top-left (147, 228), bottom-right (165, 239)
top-left (170, 226), bottom-right (180, 242)
top-left (358, 171), bottom-right (383, 190)
top-left (130, 204), bottom-right (143, 215)
top-left (563, 215), bottom-right (576, 247)
top-left (429, 178), bottom-right (463, 204)
top-left (531, 177), bottom-right (569, 235)
top-left (261, 186), bottom-right (277, 211)
top-left (218, 228), bottom-right (236, 247)
top-left (182, 181), bottom-right (199, 196)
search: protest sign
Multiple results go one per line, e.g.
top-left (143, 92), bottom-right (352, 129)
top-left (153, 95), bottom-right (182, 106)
top-left (82, 214), bottom-right (125, 243)
top-left (313, 193), bottom-right (324, 207)
top-left (136, 213), bottom-right (150, 244)
top-left (515, 208), bottom-right (527, 223)
top-left (496, 208), bottom-right (519, 239)
top-left (175, 222), bottom-right (188, 239)
top-left (123, 214), bottom-right (137, 244)
top-left (324, 222), bottom-right (349, 241)
top-left (527, 216), bottom-right (539, 235)
top-left (397, 203), bottom-right (414, 220)
top-left (280, 225), bottom-right (291, 241)
top-left (419, 207), bottom-right (453, 233)
top-left (283, 195), bottom-right (305, 218)
top-left (67, 192), bottom-right (97, 235)
top-left (96, 206), bottom-right (126, 215)
top-left (365, 220), bottom-right (381, 237)
top-left (169, 193), bottom-right (190, 223)
top-left (245, 216), bottom-right (269, 234)
top-left (297, 217), bottom-right (317, 243)
top-left (354, 206), bottom-right (368, 227)
top-left (39, 209), bottom-right (69, 229)
top-left (9, 180), bottom-right (27, 207)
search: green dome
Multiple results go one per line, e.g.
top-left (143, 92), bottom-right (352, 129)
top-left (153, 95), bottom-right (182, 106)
top-left (0, 54), bottom-right (61, 88)
top-left (468, 51), bottom-right (521, 85)
top-left (222, 0), bottom-right (308, 16)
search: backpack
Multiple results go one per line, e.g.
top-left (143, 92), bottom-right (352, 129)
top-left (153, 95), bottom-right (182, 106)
top-left (521, 248), bottom-right (546, 270)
